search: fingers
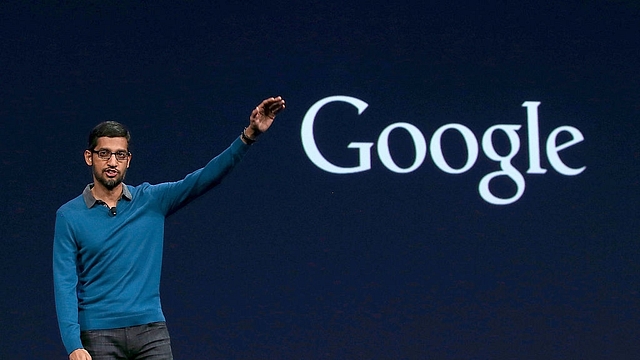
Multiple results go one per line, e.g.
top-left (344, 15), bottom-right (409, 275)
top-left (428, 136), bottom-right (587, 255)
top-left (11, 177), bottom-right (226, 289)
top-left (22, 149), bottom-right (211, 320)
top-left (248, 97), bottom-right (285, 134)
top-left (269, 99), bottom-right (285, 114)
top-left (260, 96), bottom-right (285, 118)
top-left (260, 97), bottom-right (283, 107)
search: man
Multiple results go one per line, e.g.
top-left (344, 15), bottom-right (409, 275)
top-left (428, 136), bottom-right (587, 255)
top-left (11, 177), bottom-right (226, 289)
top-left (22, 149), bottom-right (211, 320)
top-left (53, 97), bottom-right (285, 360)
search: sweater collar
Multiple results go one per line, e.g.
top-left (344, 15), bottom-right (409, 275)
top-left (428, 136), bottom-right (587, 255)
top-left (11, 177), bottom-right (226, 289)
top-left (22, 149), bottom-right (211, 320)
top-left (82, 183), bottom-right (132, 208)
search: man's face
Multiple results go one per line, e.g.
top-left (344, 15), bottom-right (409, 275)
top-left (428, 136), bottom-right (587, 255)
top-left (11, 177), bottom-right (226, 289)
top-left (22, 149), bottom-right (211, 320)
top-left (84, 137), bottom-right (131, 190)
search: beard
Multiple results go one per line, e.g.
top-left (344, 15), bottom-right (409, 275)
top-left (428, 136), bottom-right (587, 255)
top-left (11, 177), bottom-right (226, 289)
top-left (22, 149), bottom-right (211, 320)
top-left (93, 166), bottom-right (127, 190)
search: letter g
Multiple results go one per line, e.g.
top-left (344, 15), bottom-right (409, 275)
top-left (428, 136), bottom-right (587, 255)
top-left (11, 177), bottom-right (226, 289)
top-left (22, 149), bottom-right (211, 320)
top-left (301, 96), bottom-right (374, 174)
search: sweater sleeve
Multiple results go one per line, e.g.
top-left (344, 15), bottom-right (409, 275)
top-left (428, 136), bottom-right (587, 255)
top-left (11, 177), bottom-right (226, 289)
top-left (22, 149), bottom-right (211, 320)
top-left (155, 137), bottom-right (251, 216)
top-left (52, 211), bottom-right (84, 355)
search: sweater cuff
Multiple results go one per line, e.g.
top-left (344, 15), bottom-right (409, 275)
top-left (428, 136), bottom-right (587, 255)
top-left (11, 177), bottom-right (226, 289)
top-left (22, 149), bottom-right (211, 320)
top-left (233, 135), bottom-right (253, 152)
top-left (65, 340), bottom-right (84, 356)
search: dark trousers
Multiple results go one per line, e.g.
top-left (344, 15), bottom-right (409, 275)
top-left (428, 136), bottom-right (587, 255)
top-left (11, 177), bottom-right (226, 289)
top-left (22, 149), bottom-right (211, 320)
top-left (80, 322), bottom-right (173, 360)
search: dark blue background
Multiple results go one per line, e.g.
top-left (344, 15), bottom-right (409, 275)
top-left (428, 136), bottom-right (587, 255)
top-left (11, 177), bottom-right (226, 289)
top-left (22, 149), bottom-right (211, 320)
top-left (1, 1), bottom-right (638, 358)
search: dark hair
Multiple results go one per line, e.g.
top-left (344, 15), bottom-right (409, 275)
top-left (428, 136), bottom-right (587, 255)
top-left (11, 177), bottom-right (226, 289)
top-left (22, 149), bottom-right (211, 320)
top-left (87, 121), bottom-right (131, 150)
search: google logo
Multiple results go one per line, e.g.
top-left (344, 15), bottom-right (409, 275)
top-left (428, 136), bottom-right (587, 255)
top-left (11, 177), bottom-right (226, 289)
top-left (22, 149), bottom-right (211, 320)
top-left (301, 96), bottom-right (586, 205)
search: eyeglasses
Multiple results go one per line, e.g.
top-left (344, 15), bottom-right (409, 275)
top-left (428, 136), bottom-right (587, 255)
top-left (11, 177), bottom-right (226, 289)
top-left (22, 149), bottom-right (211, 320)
top-left (91, 149), bottom-right (131, 161)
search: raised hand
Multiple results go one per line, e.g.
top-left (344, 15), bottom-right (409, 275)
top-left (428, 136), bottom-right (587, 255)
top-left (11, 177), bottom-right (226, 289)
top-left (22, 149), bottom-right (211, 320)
top-left (245, 96), bottom-right (285, 139)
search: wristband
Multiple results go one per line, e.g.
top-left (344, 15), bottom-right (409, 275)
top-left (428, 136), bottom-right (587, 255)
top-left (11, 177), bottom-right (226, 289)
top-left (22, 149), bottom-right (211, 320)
top-left (241, 127), bottom-right (257, 144)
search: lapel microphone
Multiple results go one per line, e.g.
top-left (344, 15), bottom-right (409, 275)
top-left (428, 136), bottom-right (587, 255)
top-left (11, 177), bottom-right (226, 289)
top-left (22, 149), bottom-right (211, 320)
top-left (96, 200), bottom-right (117, 217)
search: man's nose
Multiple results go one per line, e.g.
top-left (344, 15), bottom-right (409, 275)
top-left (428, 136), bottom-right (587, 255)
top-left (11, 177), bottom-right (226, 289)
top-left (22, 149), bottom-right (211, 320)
top-left (107, 154), bottom-right (119, 165)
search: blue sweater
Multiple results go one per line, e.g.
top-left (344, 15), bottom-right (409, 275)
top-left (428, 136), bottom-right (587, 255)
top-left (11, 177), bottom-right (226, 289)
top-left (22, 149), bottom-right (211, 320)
top-left (53, 138), bottom-right (250, 354)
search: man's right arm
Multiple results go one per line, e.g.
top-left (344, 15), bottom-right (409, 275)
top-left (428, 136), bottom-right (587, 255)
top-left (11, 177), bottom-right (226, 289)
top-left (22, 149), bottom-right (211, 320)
top-left (52, 211), bottom-right (85, 356)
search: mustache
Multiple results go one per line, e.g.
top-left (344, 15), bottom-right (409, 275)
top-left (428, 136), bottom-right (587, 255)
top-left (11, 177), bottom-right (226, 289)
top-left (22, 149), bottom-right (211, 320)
top-left (102, 167), bottom-right (120, 173)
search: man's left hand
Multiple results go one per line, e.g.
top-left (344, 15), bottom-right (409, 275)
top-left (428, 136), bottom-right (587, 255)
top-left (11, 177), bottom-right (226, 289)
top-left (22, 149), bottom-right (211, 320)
top-left (246, 96), bottom-right (285, 139)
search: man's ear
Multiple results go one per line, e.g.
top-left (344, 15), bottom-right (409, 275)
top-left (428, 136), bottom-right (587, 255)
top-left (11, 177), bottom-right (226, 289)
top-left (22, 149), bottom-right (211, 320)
top-left (84, 150), bottom-right (93, 166)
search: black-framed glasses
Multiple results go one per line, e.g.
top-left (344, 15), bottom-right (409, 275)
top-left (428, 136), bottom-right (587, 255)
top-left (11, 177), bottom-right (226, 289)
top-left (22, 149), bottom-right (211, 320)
top-left (91, 149), bottom-right (131, 161)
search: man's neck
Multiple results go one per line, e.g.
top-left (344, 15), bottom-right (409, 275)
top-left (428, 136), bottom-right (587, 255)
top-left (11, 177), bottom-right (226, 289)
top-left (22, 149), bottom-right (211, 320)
top-left (91, 182), bottom-right (123, 208)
